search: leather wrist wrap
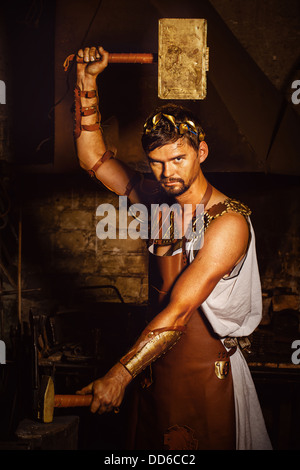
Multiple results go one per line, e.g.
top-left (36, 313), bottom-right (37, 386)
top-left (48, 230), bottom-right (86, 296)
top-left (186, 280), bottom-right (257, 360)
top-left (119, 326), bottom-right (186, 378)
top-left (74, 85), bottom-right (101, 139)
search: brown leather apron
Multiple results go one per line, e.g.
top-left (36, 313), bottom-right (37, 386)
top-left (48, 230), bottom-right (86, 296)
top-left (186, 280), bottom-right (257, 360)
top-left (126, 185), bottom-right (236, 450)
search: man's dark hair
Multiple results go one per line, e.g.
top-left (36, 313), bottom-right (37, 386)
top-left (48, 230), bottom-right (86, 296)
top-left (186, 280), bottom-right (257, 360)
top-left (141, 103), bottom-right (205, 155)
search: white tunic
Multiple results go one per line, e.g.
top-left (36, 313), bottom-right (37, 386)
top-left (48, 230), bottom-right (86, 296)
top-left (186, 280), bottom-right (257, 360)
top-left (188, 219), bottom-right (273, 450)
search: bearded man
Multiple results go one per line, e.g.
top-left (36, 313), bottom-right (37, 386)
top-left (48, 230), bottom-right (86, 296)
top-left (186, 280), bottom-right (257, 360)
top-left (72, 46), bottom-right (272, 450)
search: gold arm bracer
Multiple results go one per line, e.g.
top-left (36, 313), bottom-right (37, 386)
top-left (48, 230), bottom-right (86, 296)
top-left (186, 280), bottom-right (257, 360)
top-left (119, 326), bottom-right (186, 378)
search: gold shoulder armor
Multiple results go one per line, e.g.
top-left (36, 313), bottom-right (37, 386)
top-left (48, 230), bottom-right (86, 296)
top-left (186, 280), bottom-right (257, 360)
top-left (204, 198), bottom-right (251, 231)
top-left (224, 199), bottom-right (252, 217)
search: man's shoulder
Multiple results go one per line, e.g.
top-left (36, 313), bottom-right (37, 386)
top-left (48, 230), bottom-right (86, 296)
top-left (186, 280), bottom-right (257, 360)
top-left (204, 198), bottom-right (251, 236)
top-left (206, 197), bottom-right (251, 221)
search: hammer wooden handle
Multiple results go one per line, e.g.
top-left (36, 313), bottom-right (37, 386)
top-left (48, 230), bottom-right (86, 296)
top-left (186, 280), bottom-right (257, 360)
top-left (63, 53), bottom-right (155, 71)
top-left (54, 394), bottom-right (93, 408)
top-left (77, 53), bottom-right (154, 63)
top-left (109, 53), bottom-right (155, 63)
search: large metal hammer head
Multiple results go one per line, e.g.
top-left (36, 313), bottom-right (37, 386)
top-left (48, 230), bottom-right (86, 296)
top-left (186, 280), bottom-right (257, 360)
top-left (64, 18), bottom-right (209, 100)
top-left (36, 375), bottom-right (93, 423)
top-left (37, 375), bottom-right (55, 423)
top-left (158, 18), bottom-right (209, 100)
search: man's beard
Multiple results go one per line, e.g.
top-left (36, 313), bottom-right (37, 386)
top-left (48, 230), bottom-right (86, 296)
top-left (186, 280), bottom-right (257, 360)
top-left (160, 174), bottom-right (197, 196)
top-left (161, 179), bottom-right (190, 196)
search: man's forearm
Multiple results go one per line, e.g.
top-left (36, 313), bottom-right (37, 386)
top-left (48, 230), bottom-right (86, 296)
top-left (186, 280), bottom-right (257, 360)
top-left (119, 299), bottom-right (188, 379)
top-left (119, 325), bottom-right (185, 378)
top-left (75, 75), bottom-right (107, 169)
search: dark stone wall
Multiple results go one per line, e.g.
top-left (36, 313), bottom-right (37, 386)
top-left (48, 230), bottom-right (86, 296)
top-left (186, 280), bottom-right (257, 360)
top-left (1, 0), bottom-right (299, 346)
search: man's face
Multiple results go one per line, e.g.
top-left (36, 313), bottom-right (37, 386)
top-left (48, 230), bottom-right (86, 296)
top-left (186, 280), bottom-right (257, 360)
top-left (148, 138), bottom-right (201, 197)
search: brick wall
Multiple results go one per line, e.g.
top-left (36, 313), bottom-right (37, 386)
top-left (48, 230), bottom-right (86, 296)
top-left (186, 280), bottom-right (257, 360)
top-left (18, 174), bottom-right (149, 322)
top-left (16, 171), bottom-right (300, 327)
top-left (1, 0), bottom-right (299, 341)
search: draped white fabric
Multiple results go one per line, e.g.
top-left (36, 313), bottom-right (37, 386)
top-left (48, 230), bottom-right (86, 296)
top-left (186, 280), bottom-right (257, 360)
top-left (190, 220), bottom-right (272, 450)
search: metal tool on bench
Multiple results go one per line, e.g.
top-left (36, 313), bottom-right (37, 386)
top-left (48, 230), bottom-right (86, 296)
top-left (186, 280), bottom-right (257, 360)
top-left (37, 375), bottom-right (93, 423)
top-left (63, 18), bottom-right (209, 100)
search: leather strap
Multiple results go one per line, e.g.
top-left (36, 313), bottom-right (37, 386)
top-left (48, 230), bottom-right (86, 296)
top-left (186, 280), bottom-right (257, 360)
top-left (79, 90), bottom-right (97, 99)
top-left (73, 85), bottom-right (100, 139)
top-left (87, 150), bottom-right (115, 177)
top-left (81, 106), bottom-right (97, 117)
top-left (82, 122), bottom-right (101, 132)
top-left (227, 346), bottom-right (237, 357)
top-left (74, 85), bottom-right (82, 139)
top-left (179, 182), bottom-right (212, 258)
top-left (200, 182), bottom-right (212, 209)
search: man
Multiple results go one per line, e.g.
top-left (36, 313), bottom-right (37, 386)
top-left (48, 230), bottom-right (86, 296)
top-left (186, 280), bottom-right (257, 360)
top-left (73, 46), bottom-right (272, 450)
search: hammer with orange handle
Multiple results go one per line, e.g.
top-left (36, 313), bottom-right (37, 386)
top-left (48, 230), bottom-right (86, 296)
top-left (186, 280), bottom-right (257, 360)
top-left (63, 52), bottom-right (155, 71)
top-left (37, 375), bottom-right (119, 423)
top-left (62, 18), bottom-right (209, 101)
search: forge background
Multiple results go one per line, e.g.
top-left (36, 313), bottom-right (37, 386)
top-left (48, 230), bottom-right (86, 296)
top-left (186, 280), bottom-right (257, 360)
top-left (0, 0), bottom-right (299, 451)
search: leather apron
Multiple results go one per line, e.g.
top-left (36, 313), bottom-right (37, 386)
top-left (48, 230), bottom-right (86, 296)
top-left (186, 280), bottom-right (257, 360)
top-left (126, 185), bottom-right (236, 450)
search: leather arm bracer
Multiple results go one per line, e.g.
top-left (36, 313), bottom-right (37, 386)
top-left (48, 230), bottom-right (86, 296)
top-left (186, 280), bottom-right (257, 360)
top-left (74, 85), bottom-right (101, 139)
top-left (119, 325), bottom-right (186, 378)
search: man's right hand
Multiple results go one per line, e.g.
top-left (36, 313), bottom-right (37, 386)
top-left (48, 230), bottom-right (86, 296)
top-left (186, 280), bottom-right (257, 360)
top-left (76, 46), bottom-right (109, 87)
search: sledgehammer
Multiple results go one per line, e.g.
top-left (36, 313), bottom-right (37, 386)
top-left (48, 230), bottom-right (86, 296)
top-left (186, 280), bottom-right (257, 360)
top-left (37, 375), bottom-right (93, 423)
top-left (63, 18), bottom-right (209, 100)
